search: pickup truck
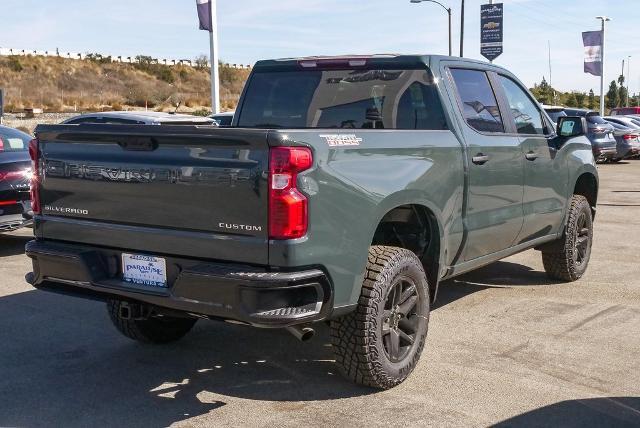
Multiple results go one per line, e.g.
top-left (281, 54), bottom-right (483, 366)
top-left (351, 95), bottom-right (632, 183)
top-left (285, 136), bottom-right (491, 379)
top-left (26, 55), bottom-right (598, 389)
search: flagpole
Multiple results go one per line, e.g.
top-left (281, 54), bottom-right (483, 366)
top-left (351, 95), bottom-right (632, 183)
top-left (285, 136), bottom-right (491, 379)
top-left (596, 16), bottom-right (609, 116)
top-left (209, 0), bottom-right (220, 114)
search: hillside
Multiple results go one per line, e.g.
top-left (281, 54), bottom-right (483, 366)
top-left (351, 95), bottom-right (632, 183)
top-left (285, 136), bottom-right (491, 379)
top-left (0, 55), bottom-right (250, 113)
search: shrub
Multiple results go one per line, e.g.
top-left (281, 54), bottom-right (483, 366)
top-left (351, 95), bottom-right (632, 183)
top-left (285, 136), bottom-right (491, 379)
top-left (8, 57), bottom-right (23, 72)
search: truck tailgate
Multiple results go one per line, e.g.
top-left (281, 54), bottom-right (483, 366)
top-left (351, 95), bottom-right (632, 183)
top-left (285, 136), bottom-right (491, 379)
top-left (35, 125), bottom-right (269, 264)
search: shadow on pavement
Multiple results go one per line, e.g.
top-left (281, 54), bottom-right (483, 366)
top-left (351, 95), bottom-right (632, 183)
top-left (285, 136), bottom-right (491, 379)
top-left (0, 232), bottom-right (31, 257)
top-left (0, 258), bottom-right (568, 426)
top-left (435, 260), bottom-right (560, 308)
top-left (494, 397), bottom-right (640, 427)
top-left (0, 289), bottom-right (373, 427)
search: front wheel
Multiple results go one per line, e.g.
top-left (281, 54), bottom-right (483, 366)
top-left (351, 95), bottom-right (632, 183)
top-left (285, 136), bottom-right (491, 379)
top-left (541, 195), bottom-right (593, 281)
top-left (330, 246), bottom-right (430, 389)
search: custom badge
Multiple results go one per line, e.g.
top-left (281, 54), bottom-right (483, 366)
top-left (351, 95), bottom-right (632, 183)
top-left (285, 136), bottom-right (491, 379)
top-left (319, 134), bottom-right (363, 147)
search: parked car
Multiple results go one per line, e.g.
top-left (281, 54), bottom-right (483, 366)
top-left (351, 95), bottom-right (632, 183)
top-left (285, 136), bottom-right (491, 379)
top-left (604, 115), bottom-right (640, 130)
top-left (27, 55), bottom-right (598, 389)
top-left (0, 126), bottom-right (33, 232)
top-left (62, 111), bottom-right (216, 126)
top-left (605, 122), bottom-right (640, 161)
top-left (211, 111), bottom-right (234, 126)
top-left (542, 105), bottom-right (567, 124)
top-left (563, 109), bottom-right (616, 162)
top-left (610, 107), bottom-right (640, 116)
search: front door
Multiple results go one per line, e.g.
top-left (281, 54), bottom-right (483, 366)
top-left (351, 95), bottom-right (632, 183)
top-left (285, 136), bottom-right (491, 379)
top-left (448, 68), bottom-right (524, 261)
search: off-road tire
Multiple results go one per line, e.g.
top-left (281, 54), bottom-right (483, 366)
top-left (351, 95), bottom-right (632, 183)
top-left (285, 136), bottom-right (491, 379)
top-left (107, 300), bottom-right (197, 344)
top-left (330, 246), bottom-right (430, 389)
top-left (542, 195), bottom-right (593, 281)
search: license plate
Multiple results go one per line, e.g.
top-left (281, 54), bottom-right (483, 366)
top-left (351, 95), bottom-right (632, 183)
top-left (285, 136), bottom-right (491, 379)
top-left (121, 253), bottom-right (167, 287)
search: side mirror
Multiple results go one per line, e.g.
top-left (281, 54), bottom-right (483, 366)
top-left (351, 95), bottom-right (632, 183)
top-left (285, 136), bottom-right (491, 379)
top-left (556, 116), bottom-right (587, 138)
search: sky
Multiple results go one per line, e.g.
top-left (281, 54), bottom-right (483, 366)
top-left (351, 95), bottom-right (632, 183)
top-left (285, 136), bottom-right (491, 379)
top-left (1, 0), bottom-right (639, 94)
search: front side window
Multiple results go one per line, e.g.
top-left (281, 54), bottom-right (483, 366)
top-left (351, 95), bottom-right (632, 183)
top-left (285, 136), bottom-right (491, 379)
top-left (237, 68), bottom-right (448, 130)
top-left (450, 68), bottom-right (504, 133)
top-left (499, 76), bottom-right (545, 135)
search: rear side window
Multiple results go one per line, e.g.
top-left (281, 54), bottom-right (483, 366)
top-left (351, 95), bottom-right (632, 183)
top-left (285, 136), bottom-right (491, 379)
top-left (0, 127), bottom-right (31, 152)
top-left (498, 75), bottom-right (545, 135)
top-left (237, 68), bottom-right (448, 130)
top-left (450, 68), bottom-right (504, 133)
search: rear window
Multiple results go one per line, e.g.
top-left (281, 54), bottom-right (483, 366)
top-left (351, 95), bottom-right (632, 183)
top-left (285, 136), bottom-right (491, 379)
top-left (546, 110), bottom-right (567, 122)
top-left (612, 108), bottom-right (640, 115)
top-left (586, 114), bottom-right (608, 125)
top-left (237, 68), bottom-right (448, 130)
top-left (0, 127), bottom-right (31, 152)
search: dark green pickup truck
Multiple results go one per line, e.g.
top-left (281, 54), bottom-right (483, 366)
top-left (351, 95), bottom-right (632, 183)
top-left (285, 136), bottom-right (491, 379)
top-left (26, 55), bottom-right (598, 389)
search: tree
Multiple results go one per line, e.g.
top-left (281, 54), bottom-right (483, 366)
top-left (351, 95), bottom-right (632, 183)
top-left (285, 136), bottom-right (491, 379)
top-left (606, 80), bottom-right (618, 110)
top-left (575, 92), bottom-right (586, 108)
top-left (194, 54), bottom-right (209, 70)
top-left (565, 92), bottom-right (577, 107)
top-left (588, 89), bottom-right (595, 110)
top-left (617, 74), bottom-right (627, 107)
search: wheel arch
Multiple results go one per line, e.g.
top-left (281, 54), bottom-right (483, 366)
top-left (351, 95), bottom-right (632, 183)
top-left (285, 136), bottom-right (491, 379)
top-left (572, 168), bottom-right (599, 218)
top-left (370, 193), bottom-right (445, 302)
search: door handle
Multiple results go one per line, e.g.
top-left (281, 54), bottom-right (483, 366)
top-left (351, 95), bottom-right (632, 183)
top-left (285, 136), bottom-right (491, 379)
top-left (472, 153), bottom-right (489, 165)
top-left (525, 151), bottom-right (538, 161)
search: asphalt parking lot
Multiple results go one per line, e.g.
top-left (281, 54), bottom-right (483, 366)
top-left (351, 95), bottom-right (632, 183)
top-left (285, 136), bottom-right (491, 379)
top-left (1, 162), bottom-right (639, 428)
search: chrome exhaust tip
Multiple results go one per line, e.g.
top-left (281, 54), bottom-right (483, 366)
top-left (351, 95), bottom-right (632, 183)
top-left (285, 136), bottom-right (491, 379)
top-left (286, 325), bottom-right (315, 342)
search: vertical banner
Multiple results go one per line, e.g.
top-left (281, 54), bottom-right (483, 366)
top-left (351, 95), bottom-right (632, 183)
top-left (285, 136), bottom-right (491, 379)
top-left (196, 0), bottom-right (212, 32)
top-left (582, 31), bottom-right (603, 76)
top-left (480, 3), bottom-right (504, 61)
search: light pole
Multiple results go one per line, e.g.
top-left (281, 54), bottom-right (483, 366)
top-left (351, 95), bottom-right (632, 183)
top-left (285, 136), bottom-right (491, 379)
top-left (410, 0), bottom-right (452, 56)
top-left (627, 55), bottom-right (631, 107)
top-left (596, 16), bottom-right (610, 116)
top-left (460, 0), bottom-right (465, 57)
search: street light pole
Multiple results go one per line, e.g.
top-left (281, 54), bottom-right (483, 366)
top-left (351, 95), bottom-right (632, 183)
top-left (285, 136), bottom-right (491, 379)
top-left (460, 0), bottom-right (465, 57)
top-left (627, 55), bottom-right (631, 107)
top-left (410, 0), bottom-right (452, 56)
top-left (209, 0), bottom-right (220, 114)
top-left (596, 16), bottom-right (610, 117)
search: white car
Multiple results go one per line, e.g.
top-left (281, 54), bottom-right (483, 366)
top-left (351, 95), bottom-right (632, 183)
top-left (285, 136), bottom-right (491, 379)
top-left (62, 111), bottom-right (216, 126)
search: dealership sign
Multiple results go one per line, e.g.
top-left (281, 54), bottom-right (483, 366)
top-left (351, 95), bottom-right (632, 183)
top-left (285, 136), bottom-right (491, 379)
top-left (480, 3), bottom-right (504, 61)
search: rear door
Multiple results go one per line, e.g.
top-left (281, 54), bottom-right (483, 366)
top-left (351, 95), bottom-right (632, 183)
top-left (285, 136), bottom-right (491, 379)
top-left (447, 67), bottom-right (524, 261)
top-left (496, 74), bottom-right (567, 242)
top-left (36, 126), bottom-right (270, 264)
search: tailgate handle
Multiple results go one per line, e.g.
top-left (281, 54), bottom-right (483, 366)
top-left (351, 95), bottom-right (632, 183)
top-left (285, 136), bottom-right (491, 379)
top-left (117, 137), bottom-right (158, 151)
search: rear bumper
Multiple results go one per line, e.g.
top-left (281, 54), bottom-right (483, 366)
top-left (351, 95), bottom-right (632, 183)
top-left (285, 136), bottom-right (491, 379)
top-left (25, 240), bottom-right (333, 328)
top-left (593, 147), bottom-right (617, 160)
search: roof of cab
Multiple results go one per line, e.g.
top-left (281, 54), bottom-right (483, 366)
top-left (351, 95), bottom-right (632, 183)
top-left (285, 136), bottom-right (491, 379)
top-left (252, 54), bottom-right (511, 75)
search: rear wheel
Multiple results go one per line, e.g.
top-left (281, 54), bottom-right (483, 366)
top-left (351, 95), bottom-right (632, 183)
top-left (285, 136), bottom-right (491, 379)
top-left (542, 195), bottom-right (593, 281)
top-left (330, 246), bottom-right (430, 389)
top-left (107, 299), bottom-right (197, 344)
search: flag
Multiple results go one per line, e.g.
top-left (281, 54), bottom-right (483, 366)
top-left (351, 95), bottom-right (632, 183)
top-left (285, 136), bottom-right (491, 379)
top-left (197, 0), bottom-right (212, 32)
top-left (582, 31), bottom-right (603, 76)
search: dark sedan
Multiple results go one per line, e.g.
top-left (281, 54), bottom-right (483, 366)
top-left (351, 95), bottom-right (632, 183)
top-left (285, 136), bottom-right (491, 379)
top-left (563, 109), bottom-right (617, 162)
top-left (0, 126), bottom-right (33, 232)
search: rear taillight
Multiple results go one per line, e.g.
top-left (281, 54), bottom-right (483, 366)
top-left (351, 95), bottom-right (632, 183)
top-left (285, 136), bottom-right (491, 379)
top-left (28, 138), bottom-right (41, 214)
top-left (623, 134), bottom-right (638, 140)
top-left (268, 147), bottom-right (312, 240)
top-left (0, 171), bottom-right (26, 181)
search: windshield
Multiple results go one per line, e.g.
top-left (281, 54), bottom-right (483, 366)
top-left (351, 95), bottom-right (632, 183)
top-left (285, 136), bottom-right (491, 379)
top-left (0, 127), bottom-right (31, 152)
top-left (237, 68), bottom-right (448, 130)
